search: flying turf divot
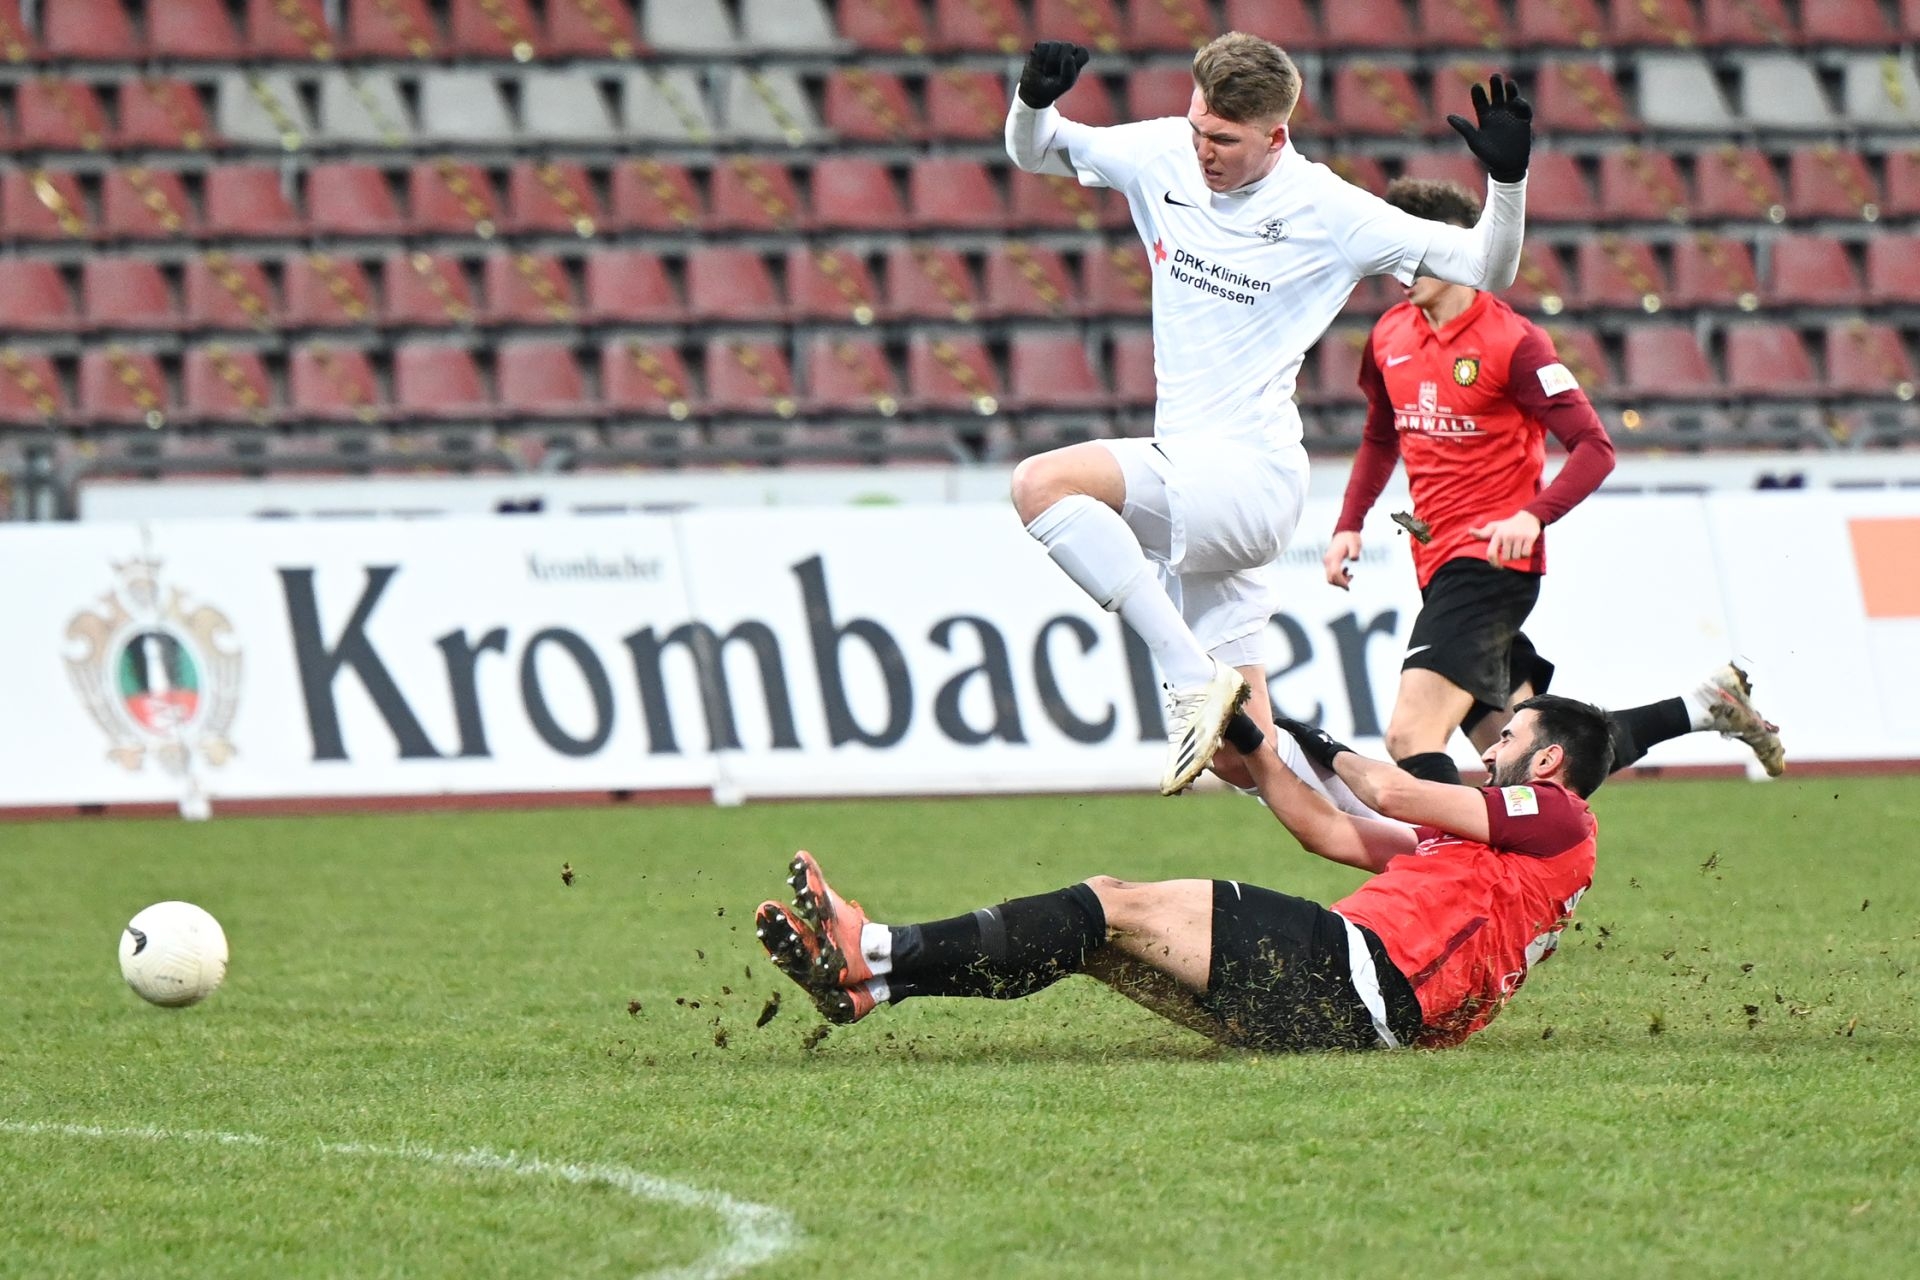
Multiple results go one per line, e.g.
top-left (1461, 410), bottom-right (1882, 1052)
top-left (0, 1119), bottom-right (799, 1280)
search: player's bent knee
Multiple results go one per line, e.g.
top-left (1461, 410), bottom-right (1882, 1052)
top-left (1010, 455), bottom-right (1068, 523)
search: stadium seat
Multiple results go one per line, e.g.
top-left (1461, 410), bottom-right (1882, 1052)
top-left (1008, 169), bottom-right (1123, 232)
top-left (1400, 152), bottom-right (1484, 194)
top-left (116, 79), bottom-right (218, 151)
top-left (285, 253), bottom-right (378, 327)
top-left (545, 0), bottom-right (642, 56)
top-left (801, 335), bottom-right (904, 417)
top-left (927, 69), bottom-right (1010, 140)
top-left (1576, 236), bottom-right (1668, 312)
top-left (643, 0), bottom-right (738, 50)
top-left (205, 165), bottom-right (305, 239)
top-left (1636, 54), bottom-right (1739, 131)
top-left (686, 247), bottom-right (786, 322)
top-left (1692, 147), bottom-right (1786, 223)
top-left (907, 334), bottom-right (1003, 413)
top-left (79, 347), bottom-right (173, 426)
top-left (810, 157), bottom-right (908, 232)
top-left (835, 0), bottom-right (932, 51)
top-left (448, 0), bottom-right (540, 59)
top-left (247, 0), bottom-right (337, 58)
top-left (1539, 324), bottom-right (1609, 391)
top-left (1502, 241), bottom-right (1574, 315)
top-left (909, 159), bottom-right (1008, 230)
top-left (1514, 0), bottom-right (1605, 48)
top-left (150, 0), bottom-right (247, 57)
top-left (1825, 323), bottom-right (1916, 398)
top-left (497, 340), bottom-right (596, 417)
top-left (0, 260), bottom-right (79, 334)
top-left (506, 161), bottom-right (605, 237)
top-left (1841, 55), bottom-right (1920, 129)
top-left (705, 340), bottom-right (798, 418)
top-left (787, 247), bottom-right (883, 323)
top-left (102, 168), bottom-right (199, 240)
top-left (982, 244), bottom-right (1081, 319)
top-left (344, 0), bottom-right (445, 58)
top-left (289, 344), bottom-right (384, 422)
top-left (1596, 148), bottom-right (1690, 223)
top-left (1723, 325), bottom-right (1820, 397)
top-left (1219, 1), bottom-right (1322, 48)
top-left (215, 71), bottom-right (313, 150)
top-left (1763, 235), bottom-right (1863, 308)
top-left (1085, 241), bottom-right (1153, 316)
top-left (582, 249), bottom-right (682, 324)
top-left (740, 0), bottom-right (839, 49)
top-left (1622, 324), bottom-right (1719, 397)
top-left (305, 162), bottom-right (406, 237)
top-left (1007, 333), bottom-right (1106, 411)
top-left (1109, 327), bottom-right (1155, 407)
top-left (1044, 71), bottom-right (1123, 128)
top-left (1414, 0), bottom-right (1506, 49)
top-left (1534, 60), bottom-right (1635, 133)
top-left (601, 339), bottom-right (700, 419)
top-left (395, 344), bottom-right (491, 418)
top-left (0, 350), bottom-right (65, 426)
top-left (824, 70), bottom-right (923, 142)
top-left (185, 254), bottom-right (278, 330)
top-left (930, 0), bottom-right (1026, 52)
top-left (2, 169), bottom-right (93, 240)
top-left (621, 68), bottom-right (717, 144)
top-left (1701, 0), bottom-right (1795, 45)
top-left (1785, 146), bottom-right (1881, 222)
top-left (1030, 0), bottom-right (1123, 52)
top-left (15, 79), bottom-right (109, 152)
top-left (1330, 64), bottom-right (1431, 136)
top-left (610, 159), bottom-right (703, 231)
top-left (183, 346), bottom-right (275, 425)
top-left (1311, 329), bottom-right (1369, 407)
top-left (1127, 66), bottom-right (1199, 121)
top-left (1126, 0), bottom-right (1213, 50)
top-left (1864, 235), bottom-right (1920, 306)
top-left (1607, 0), bottom-right (1699, 46)
top-left (409, 160), bottom-right (504, 237)
top-left (0, 0), bottom-right (36, 61)
top-left (885, 244), bottom-right (981, 321)
top-left (1669, 235), bottom-right (1761, 310)
top-left (42, 0), bottom-right (140, 58)
top-left (1883, 151), bottom-right (1920, 220)
top-left (418, 72), bottom-right (516, 146)
top-left (1322, 0), bottom-right (1418, 49)
top-left (722, 68), bottom-right (825, 145)
top-left (1738, 55), bottom-right (1839, 131)
top-left (517, 72), bottom-right (620, 142)
top-left (1805, 0), bottom-right (1898, 44)
top-left (1532, 152), bottom-right (1599, 224)
top-left (709, 157), bottom-right (806, 232)
top-left (1324, 155), bottom-right (1389, 195)
top-left (385, 252), bottom-right (480, 327)
top-left (484, 252), bottom-right (580, 326)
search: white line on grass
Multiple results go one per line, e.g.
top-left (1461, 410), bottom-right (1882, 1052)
top-left (0, 1119), bottom-right (799, 1280)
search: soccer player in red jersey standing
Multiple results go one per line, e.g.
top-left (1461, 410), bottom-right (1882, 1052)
top-left (754, 698), bottom-right (1610, 1052)
top-left (1325, 179), bottom-right (1783, 782)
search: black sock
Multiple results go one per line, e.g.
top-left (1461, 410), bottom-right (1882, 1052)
top-left (1398, 751), bottom-right (1463, 786)
top-left (1609, 697), bottom-right (1692, 772)
top-left (887, 884), bottom-right (1106, 1001)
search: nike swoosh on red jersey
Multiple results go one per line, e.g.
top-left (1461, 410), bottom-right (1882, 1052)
top-left (1385, 354), bottom-right (1414, 367)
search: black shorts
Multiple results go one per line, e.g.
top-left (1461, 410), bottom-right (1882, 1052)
top-left (1403, 558), bottom-right (1557, 719)
top-left (1198, 881), bottom-right (1422, 1052)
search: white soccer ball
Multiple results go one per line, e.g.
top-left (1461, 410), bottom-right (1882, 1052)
top-left (119, 901), bottom-right (228, 1007)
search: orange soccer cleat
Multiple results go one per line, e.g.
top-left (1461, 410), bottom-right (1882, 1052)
top-left (754, 897), bottom-right (876, 1025)
top-left (787, 850), bottom-right (875, 989)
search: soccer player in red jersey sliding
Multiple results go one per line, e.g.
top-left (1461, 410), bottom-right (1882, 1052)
top-left (1325, 178), bottom-right (1783, 782)
top-left (756, 701), bottom-right (1608, 1052)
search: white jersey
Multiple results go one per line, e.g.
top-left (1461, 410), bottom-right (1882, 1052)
top-left (1052, 115), bottom-right (1441, 449)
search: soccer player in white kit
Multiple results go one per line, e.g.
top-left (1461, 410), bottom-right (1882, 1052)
top-left (1004, 33), bottom-right (1536, 796)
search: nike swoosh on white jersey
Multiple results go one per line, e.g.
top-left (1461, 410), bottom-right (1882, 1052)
top-left (1384, 353), bottom-right (1414, 367)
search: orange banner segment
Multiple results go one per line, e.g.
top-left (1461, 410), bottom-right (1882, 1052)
top-left (1850, 518), bottom-right (1920, 619)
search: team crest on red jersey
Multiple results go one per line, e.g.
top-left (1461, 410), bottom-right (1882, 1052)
top-left (1452, 357), bottom-right (1480, 387)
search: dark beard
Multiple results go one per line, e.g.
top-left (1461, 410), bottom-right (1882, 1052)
top-left (1489, 752), bottom-right (1537, 788)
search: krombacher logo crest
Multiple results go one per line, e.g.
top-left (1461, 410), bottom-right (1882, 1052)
top-left (65, 557), bottom-right (241, 775)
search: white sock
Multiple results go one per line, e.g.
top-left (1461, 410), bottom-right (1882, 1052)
top-left (1681, 685), bottom-right (1716, 731)
top-left (859, 922), bottom-right (892, 976)
top-left (1025, 495), bottom-right (1213, 687)
top-left (862, 976), bottom-right (892, 1005)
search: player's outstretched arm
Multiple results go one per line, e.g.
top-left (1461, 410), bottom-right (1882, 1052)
top-left (1233, 718), bottom-right (1418, 873)
top-left (1005, 41), bottom-right (1091, 177)
top-left (1413, 74), bottom-right (1533, 290)
top-left (1273, 717), bottom-right (1494, 845)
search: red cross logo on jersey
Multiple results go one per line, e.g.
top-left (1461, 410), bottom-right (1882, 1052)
top-left (1153, 238), bottom-right (1168, 264)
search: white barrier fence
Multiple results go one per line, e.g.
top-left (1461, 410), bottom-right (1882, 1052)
top-left (4, 491), bottom-right (1916, 811)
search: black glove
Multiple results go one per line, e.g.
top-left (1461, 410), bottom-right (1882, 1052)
top-left (1274, 716), bottom-right (1353, 772)
top-left (1446, 73), bottom-right (1532, 184)
top-left (1018, 40), bottom-right (1091, 109)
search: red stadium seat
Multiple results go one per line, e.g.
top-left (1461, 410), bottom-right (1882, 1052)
top-left (409, 160), bottom-right (503, 237)
top-left (484, 251), bottom-right (580, 325)
top-left (395, 344), bottom-right (490, 418)
top-left (1539, 324), bottom-right (1609, 391)
top-left (497, 340), bottom-right (596, 417)
top-left (930, 0), bottom-right (1026, 53)
top-left (927, 69), bottom-right (1009, 140)
top-left (0, 1), bottom-right (39, 62)
top-left (102, 168), bottom-right (199, 241)
top-left (1221, 1), bottom-right (1324, 49)
top-left (1007, 333), bottom-right (1106, 411)
top-left (1532, 60), bottom-right (1635, 132)
top-left (1514, 0), bottom-right (1605, 47)
top-left (15, 79), bottom-right (110, 151)
top-left (304, 163), bottom-right (406, 237)
top-left (205, 165), bottom-right (305, 238)
top-left (1882, 150), bottom-right (1920, 220)
top-left (289, 344), bottom-right (385, 422)
top-left (1596, 148), bottom-right (1690, 223)
top-left (1323, 0), bottom-right (1418, 49)
top-left (1576, 236), bottom-right (1668, 312)
top-left (1031, 0), bottom-right (1124, 52)
top-left (610, 159), bottom-right (703, 231)
top-left (1607, 0), bottom-right (1698, 46)
top-left (1126, 66), bottom-right (1197, 121)
top-left (3, 169), bottom-right (93, 240)
top-left (1109, 328), bottom-right (1155, 407)
top-left (686, 247), bottom-right (786, 322)
top-left (1399, 152), bottom-right (1484, 192)
top-left (982, 244), bottom-right (1082, 319)
top-left (115, 79), bottom-right (218, 151)
top-left (285, 253), bottom-right (378, 327)
top-left (1526, 151), bottom-right (1596, 224)
top-left (247, 0), bottom-right (337, 58)
top-left (705, 340), bottom-right (797, 417)
top-left (1502, 241), bottom-right (1574, 315)
top-left (1825, 323), bottom-right (1916, 396)
top-left (1085, 241), bottom-right (1153, 316)
top-left (0, 260), bottom-right (79, 334)
top-left (708, 157), bottom-right (806, 232)
top-left (1414, 0), bottom-right (1506, 49)
top-left (908, 158), bottom-right (1008, 230)
top-left (1047, 72), bottom-right (1123, 128)
top-left (385, 252), bottom-right (480, 327)
top-left (0, 349), bottom-right (65, 426)
top-left (42, 0), bottom-right (139, 58)
top-left (1324, 155), bottom-right (1389, 195)
top-left (802, 335), bottom-right (904, 416)
top-left (824, 70), bottom-right (924, 142)
top-left (79, 347), bottom-right (173, 425)
top-left (1009, 169), bottom-right (1122, 231)
top-left (1785, 146), bottom-right (1881, 222)
top-left (1692, 147), bottom-right (1786, 222)
top-left (1801, 0), bottom-right (1897, 44)
top-left (1762, 235), bottom-right (1863, 308)
top-left (1622, 324), bottom-right (1718, 397)
top-left (810, 157), bottom-right (908, 232)
top-left (835, 0), bottom-right (934, 51)
top-left (582, 249), bottom-right (682, 324)
top-left (1723, 325), bottom-right (1819, 397)
top-left (1330, 64), bottom-right (1432, 137)
top-left (184, 254), bottom-right (278, 330)
top-left (150, 0), bottom-right (246, 57)
top-left (787, 247), bottom-right (883, 323)
top-left (1701, 0), bottom-right (1795, 45)
top-left (907, 334), bottom-right (1003, 413)
top-left (344, 0), bottom-right (445, 58)
top-left (601, 340), bottom-right (699, 419)
top-left (545, 0), bottom-right (642, 55)
top-left (1126, 0), bottom-right (1213, 51)
top-left (1669, 235), bottom-right (1760, 310)
top-left (183, 346), bottom-right (275, 424)
top-left (1864, 235), bottom-right (1920, 306)
top-left (884, 244), bottom-right (980, 321)
top-left (505, 161), bottom-right (605, 237)
top-left (449, 0), bottom-right (541, 58)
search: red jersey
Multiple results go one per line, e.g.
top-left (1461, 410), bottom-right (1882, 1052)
top-left (1336, 291), bottom-right (1615, 588)
top-left (1334, 781), bottom-right (1596, 1048)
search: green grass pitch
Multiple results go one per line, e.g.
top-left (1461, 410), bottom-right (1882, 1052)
top-left (4, 777), bottom-right (1917, 1278)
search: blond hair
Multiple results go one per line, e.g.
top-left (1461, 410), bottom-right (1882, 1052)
top-left (1192, 32), bottom-right (1301, 125)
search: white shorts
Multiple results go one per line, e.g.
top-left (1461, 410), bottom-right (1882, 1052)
top-left (1100, 435), bottom-right (1309, 657)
